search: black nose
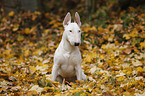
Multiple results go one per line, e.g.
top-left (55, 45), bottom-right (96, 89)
top-left (74, 42), bottom-right (80, 46)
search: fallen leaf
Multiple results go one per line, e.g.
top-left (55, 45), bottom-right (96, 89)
top-left (123, 34), bottom-right (130, 40)
top-left (8, 11), bottom-right (15, 16)
top-left (90, 66), bottom-right (97, 74)
top-left (29, 85), bottom-right (43, 93)
top-left (25, 28), bottom-right (31, 34)
top-left (124, 48), bottom-right (132, 54)
top-left (140, 41), bottom-right (145, 49)
top-left (132, 60), bottom-right (142, 66)
top-left (17, 35), bottom-right (24, 41)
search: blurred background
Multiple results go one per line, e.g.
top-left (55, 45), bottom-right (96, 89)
top-left (0, 1), bottom-right (145, 95)
top-left (1, 0), bottom-right (145, 24)
top-left (0, 0), bottom-right (145, 48)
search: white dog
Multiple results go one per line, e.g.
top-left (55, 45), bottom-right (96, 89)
top-left (51, 12), bottom-right (87, 83)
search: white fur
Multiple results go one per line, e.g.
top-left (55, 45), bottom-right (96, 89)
top-left (51, 12), bottom-right (87, 83)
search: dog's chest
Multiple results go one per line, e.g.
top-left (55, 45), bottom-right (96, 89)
top-left (63, 51), bottom-right (80, 64)
top-left (63, 52), bottom-right (71, 59)
top-left (59, 51), bottom-right (80, 76)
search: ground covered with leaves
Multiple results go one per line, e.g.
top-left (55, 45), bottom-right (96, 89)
top-left (0, 7), bottom-right (145, 96)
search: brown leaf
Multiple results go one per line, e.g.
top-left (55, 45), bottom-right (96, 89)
top-left (123, 48), bottom-right (132, 54)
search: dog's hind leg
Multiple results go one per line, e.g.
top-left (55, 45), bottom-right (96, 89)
top-left (56, 75), bottom-right (63, 83)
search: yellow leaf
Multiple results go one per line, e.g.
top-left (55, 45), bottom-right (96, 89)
top-left (83, 26), bottom-right (96, 32)
top-left (101, 44), bottom-right (106, 49)
top-left (91, 52), bottom-right (97, 58)
top-left (1, 80), bottom-right (8, 86)
top-left (137, 67), bottom-right (143, 72)
top-left (98, 27), bottom-right (104, 32)
top-left (141, 34), bottom-right (145, 38)
top-left (29, 85), bottom-right (43, 93)
top-left (24, 49), bottom-right (30, 57)
top-left (123, 34), bottom-right (130, 39)
top-left (132, 60), bottom-right (142, 66)
top-left (11, 86), bottom-right (21, 91)
top-left (3, 49), bottom-right (11, 55)
top-left (17, 35), bottom-right (24, 41)
top-left (8, 11), bottom-right (15, 16)
top-left (140, 40), bottom-right (145, 49)
top-left (43, 87), bottom-right (55, 91)
top-left (129, 29), bottom-right (138, 38)
top-left (129, 6), bottom-right (137, 12)
top-left (90, 66), bottom-right (97, 74)
top-left (32, 15), bottom-right (37, 21)
top-left (13, 24), bottom-right (19, 31)
top-left (123, 91), bottom-right (131, 96)
top-left (54, 94), bottom-right (62, 96)
top-left (43, 59), bottom-right (50, 64)
top-left (33, 49), bottom-right (43, 56)
top-left (134, 92), bottom-right (145, 96)
top-left (42, 64), bottom-right (48, 68)
top-left (52, 24), bottom-right (58, 28)
top-left (108, 35), bottom-right (114, 42)
top-left (98, 71), bottom-right (103, 75)
top-left (25, 28), bottom-right (31, 34)
top-left (90, 26), bottom-right (96, 30)
top-left (101, 85), bottom-right (109, 91)
top-left (29, 66), bottom-right (36, 72)
top-left (30, 26), bottom-right (37, 32)
top-left (116, 72), bottom-right (125, 77)
top-left (80, 93), bottom-right (88, 96)
top-left (69, 89), bottom-right (79, 93)
top-left (117, 76), bottom-right (125, 81)
top-left (85, 55), bottom-right (92, 62)
top-left (34, 11), bottom-right (41, 15)
top-left (88, 76), bottom-right (96, 82)
top-left (84, 51), bottom-right (97, 63)
top-left (100, 55), bottom-right (104, 59)
top-left (45, 13), bottom-right (50, 18)
top-left (44, 29), bottom-right (49, 33)
top-left (113, 24), bottom-right (123, 31)
top-left (115, 41), bottom-right (119, 45)
top-left (29, 42), bottom-right (33, 46)
top-left (49, 20), bottom-right (56, 25)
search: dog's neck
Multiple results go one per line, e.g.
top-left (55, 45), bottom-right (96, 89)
top-left (62, 33), bottom-right (77, 53)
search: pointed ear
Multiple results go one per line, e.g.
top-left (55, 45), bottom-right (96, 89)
top-left (75, 12), bottom-right (81, 26)
top-left (63, 12), bottom-right (71, 27)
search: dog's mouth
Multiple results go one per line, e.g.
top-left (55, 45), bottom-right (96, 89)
top-left (68, 39), bottom-right (80, 46)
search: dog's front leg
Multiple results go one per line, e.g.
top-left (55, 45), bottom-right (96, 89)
top-left (75, 65), bottom-right (82, 80)
top-left (51, 64), bottom-right (59, 81)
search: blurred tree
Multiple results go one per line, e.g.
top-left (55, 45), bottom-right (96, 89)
top-left (112, 0), bottom-right (145, 11)
top-left (86, 0), bottom-right (98, 20)
top-left (2, 0), bottom-right (38, 14)
top-left (1, 0), bottom-right (145, 22)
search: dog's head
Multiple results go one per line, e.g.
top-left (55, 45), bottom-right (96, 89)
top-left (63, 12), bottom-right (81, 46)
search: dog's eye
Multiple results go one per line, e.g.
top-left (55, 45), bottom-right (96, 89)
top-left (78, 30), bottom-right (81, 32)
top-left (69, 30), bottom-right (72, 32)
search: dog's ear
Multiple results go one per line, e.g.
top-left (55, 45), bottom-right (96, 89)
top-left (63, 12), bottom-right (71, 27)
top-left (75, 12), bottom-right (81, 26)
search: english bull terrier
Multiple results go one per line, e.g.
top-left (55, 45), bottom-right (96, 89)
top-left (51, 12), bottom-right (87, 83)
